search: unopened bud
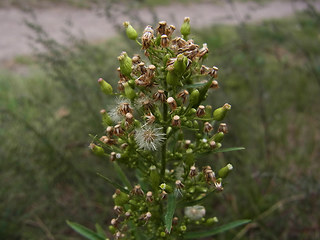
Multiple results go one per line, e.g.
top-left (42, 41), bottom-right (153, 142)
top-left (212, 132), bottom-right (224, 143)
top-left (180, 17), bottom-right (191, 38)
top-left (98, 78), bottom-right (113, 95)
top-left (174, 54), bottom-right (188, 75)
top-left (213, 103), bottom-right (231, 121)
top-left (123, 82), bottom-right (136, 100)
top-left (189, 89), bottom-right (200, 107)
top-left (166, 69), bottom-right (179, 86)
top-left (123, 21), bottom-right (138, 40)
top-left (218, 163), bottom-right (233, 178)
top-left (100, 109), bottom-right (113, 126)
top-left (118, 51), bottom-right (132, 77)
top-left (89, 143), bottom-right (105, 156)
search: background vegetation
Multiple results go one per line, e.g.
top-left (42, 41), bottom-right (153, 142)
top-left (1, 1), bottom-right (319, 239)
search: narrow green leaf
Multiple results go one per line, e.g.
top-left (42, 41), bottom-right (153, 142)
top-left (95, 223), bottom-right (106, 238)
top-left (185, 82), bottom-right (208, 88)
top-left (185, 219), bottom-right (251, 239)
top-left (214, 147), bottom-right (245, 153)
top-left (164, 192), bottom-right (177, 233)
top-left (97, 172), bottom-right (130, 194)
top-left (113, 162), bottom-right (132, 189)
top-left (66, 221), bottom-right (105, 240)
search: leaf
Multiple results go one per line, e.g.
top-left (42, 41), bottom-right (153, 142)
top-left (113, 162), bottom-right (132, 190)
top-left (214, 147), bottom-right (245, 153)
top-left (164, 192), bottom-right (177, 233)
top-left (97, 172), bottom-right (130, 194)
top-left (95, 223), bottom-right (106, 238)
top-left (185, 82), bottom-right (208, 88)
top-left (185, 219), bottom-right (251, 239)
top-left (66, 221), bottom-right (105, 240)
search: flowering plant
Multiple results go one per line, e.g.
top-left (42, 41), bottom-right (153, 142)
top-left (67, 17), bottom-right (249, 240)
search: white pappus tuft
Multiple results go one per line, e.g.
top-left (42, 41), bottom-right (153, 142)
top-left (108, 97), bottom-right (133, 122)
top-left (135, 125), bottom-right (165, 151)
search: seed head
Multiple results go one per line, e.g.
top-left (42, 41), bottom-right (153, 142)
top-left (167, 97), bottom-right (177, 111)
top-left (196, 105), bottom-right (206, 117)
top-left (204, 122), bottom-right (213, 133)
top-left (172, 115), bottom-right (181, 127)
top-left (135, 126), bottom-right (165, 151)
top-left (161, 35), bottom-right (170, 48)
top-left (218, 123), bottom-right (228, 134)
top-left (153, 90), bottom-right (166, 102)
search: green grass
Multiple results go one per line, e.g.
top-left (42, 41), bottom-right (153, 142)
top-left (1, 7), bottom-right (320, 240)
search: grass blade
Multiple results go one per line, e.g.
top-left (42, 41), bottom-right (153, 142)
top-left (97, 172), bottom-right (129, 194)
top-left (185, 219), bottom-right (251, 239)
top-left (95, 223), bottom-right (106, 238)
top-left (67, 221), bottom-right (105, 240)
top-left (214, 147), bottom-right (245, 153)
top-left (164, 192), bottom-right (177, 233)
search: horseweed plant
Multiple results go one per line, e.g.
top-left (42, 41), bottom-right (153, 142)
top-left (67, 18), bottom-right (249, 240)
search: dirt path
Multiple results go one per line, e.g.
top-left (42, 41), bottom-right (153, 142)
top-left (0, 1), bottom-right (319, 62)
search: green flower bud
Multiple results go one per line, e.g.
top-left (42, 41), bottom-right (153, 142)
top-left (173, 54), bottom-right (188, 75)
top-left (204, 105), bottom-right (212, 118)
top-left (180, 225), bottom-right (187, 232)
top-left (185, 148), bottom-right (194, 167)
top-left (160, 232), bottom-right (166, 237)
top-left (218, 163), bottom-right (233, 178)
top-left (98, 78), bottom-right (113, 95)
top-left (123, 21), bottom-right (138, 40)
top-left (180, 17), bottom-right (191, 39)
top-left (193, 120), bottom-right (199, 129)
top-left (134, 119), bottom-right (141, 128)
top-left (89, 143), bottom-right (105, 156)
top-left (166, 69), bottom-right (179, 86)
top-left (206, 217), bottom-right (218, 225)
top-left (100, 109), bottom-right (113, 126)
top-left (128, 79), bottom-right (135, 88)
top-left (189, 89), bottom-right (200, 108)
top-left (118, 51), bottom-right (132, 77)
top-left (213, 103), bottom-right (231, 121)
top-left (166, 126), bottom-right (172, 135)
top-left (109, 225), bottom-right (116, 234)
top-left (113, 189), bottom-right (130, 206)
top-left (212, 132), bottom-right (224, 143)
top-left (150, 165), bottom-right (160, 191)
top-left (123, 82), bottom-right (136, 100)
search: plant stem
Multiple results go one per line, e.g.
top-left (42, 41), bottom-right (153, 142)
top-left (161, 85), bottom-right (168, 180)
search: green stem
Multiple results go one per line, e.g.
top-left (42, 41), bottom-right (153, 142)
top-left (161, 85), bottom-right (168, 180)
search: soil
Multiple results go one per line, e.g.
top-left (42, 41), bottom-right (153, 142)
top-left (0, 1), bottom-right (319, 62)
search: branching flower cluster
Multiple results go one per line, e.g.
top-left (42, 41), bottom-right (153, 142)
top-left (89, 17), bottom-right (237, 240)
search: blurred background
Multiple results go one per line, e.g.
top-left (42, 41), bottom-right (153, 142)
top-left (1, 0), bottom-right (319, 239)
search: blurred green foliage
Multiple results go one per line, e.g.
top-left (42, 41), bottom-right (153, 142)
top-left (1, 5), bottom-right (320, 240)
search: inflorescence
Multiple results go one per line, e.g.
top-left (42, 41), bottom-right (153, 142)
top-left (91, 17), bottom-right (235, 240)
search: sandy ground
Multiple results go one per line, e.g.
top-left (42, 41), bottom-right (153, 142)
top-left (0, 1), bottom-right (319, 62)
